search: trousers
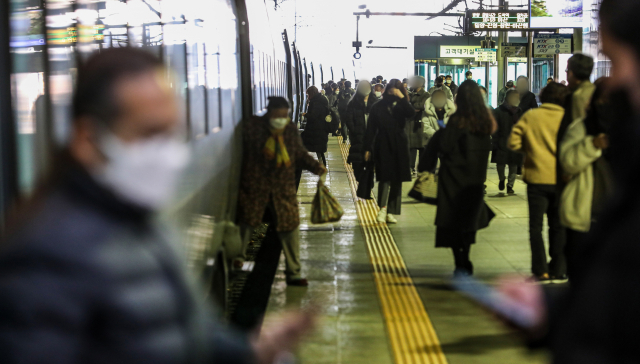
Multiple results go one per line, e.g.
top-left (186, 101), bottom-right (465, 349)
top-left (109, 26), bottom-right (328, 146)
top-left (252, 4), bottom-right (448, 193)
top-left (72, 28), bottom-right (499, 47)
top-left (316, 152), bottom-right (327, 166)
top-left (410, 148), bottom-right (425, 171)
top-left (378, 181), bottom-right (403, 215)
top-left (241, 225), bottom-right (302, 279)
top-left (497, 163), bottom-right (518, 188)
top-left (527, 184), bottom-right (567, 277)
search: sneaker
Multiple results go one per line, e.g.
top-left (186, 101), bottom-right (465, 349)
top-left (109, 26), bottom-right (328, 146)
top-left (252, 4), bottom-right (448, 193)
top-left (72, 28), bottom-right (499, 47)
top-left (377, 207), bottom-right (388, 223)
top-left (551, 275), bottom-right (569, 284)
top-left (386, 213), bottom-right (398, 224)
top-left (529, 273), bottom-right (552, 284)
top-left (507, 187), bottom-right (515, 194)
top-left (286, 278), bottom-right (309, 286)
top-left (499, 180), bottom-right (505, 191)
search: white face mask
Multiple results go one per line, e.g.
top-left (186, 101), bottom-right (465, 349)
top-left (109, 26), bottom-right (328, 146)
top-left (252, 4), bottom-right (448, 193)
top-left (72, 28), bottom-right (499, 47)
top-left (445, 80), bottom-right (451, 85)
top-left (269, 117), bottom-right (289, 129)
top-left (374, 91), bottom-right (382, 97)
top-left (335, 90), bottom-right (340, 95)
top-left (467, 76), bottom-right (473, 80)
top-left (321, 90), bottom-right (326, 95)
top-left (95, 131), bottom-right (190, 211)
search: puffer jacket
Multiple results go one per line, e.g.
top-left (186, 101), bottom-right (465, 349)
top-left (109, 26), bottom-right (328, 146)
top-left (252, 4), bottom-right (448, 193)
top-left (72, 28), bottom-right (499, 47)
top-left (422, 97), bottom-right (456, 144)
top-left (344, 92), bottom-right (379, 163)
top-left (0, 163), bottom-right (252, 364)
top-left (559, 118), bottom-right (602, 232)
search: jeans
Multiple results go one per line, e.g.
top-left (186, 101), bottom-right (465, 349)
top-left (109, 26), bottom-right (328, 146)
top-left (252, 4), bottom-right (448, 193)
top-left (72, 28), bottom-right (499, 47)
top-left (378, 181), bottom-right (402, 215)
top-left (497, 163), bottom-right (518, 188)
top-left (527, 184), bottom-right (566, 277)
top-left (316, 152), bottom-right (327, 166)
top-left (410, 148), bottom-right (425, 172)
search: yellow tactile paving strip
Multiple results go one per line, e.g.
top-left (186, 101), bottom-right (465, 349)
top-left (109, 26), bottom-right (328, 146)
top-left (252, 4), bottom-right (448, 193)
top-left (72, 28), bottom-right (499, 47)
top-left (338, 137), bottom-right (448, 364)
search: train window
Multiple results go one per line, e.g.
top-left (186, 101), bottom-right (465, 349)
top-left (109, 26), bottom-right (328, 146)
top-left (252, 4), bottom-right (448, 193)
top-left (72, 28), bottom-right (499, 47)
top-left (187, 39), bottom-right (207, 139)
top-left (9, 1), bottom-right (90, 194)
top-left (217, 0), bottom-right (239, 128)
top-left (205, 43), bottom-right (221, 133)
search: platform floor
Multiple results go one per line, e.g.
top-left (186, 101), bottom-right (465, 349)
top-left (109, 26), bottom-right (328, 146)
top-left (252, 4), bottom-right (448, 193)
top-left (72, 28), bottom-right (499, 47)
top-left (265, 138), bottom-right (551, 364)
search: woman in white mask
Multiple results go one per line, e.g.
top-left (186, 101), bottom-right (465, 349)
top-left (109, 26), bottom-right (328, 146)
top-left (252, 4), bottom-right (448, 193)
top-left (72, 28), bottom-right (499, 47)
top-left (422, 89), bottom-right (456, 145)
top-left (238, 96), bottom-right (326, 286)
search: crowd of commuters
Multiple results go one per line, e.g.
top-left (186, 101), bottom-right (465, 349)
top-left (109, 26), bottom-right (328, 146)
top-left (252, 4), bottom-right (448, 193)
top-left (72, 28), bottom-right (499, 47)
top-left (0, 0), bottom-right (637, 362)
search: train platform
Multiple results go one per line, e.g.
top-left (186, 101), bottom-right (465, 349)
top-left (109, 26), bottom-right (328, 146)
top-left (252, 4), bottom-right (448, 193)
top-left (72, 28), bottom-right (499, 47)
top-left (265, 137), bottom-right (551, 364)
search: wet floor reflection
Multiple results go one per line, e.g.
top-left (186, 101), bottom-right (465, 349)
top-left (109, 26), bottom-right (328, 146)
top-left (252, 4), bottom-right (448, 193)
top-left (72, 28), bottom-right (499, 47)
top-left (264, 139), bottom-right (393, 364)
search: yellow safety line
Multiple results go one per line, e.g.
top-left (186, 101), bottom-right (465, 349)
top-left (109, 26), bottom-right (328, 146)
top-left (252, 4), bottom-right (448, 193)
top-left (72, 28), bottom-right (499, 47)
top-left (338, 137), bottom-right (448, 364)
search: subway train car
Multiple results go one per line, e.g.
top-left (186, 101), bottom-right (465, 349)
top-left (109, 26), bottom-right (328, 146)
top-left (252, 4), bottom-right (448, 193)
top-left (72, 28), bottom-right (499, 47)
top-left (1, 0), bottom-right (349, 310)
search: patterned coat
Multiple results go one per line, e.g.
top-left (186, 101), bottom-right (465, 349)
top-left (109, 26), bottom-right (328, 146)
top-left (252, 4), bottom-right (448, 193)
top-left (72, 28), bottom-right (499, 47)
top-left (238, 116), bottom-right (325, 232)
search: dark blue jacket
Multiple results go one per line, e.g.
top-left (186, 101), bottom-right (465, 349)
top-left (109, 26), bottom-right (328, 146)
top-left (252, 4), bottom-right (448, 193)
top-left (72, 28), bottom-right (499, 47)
top-left (0, 163), bottom-right (253, 364)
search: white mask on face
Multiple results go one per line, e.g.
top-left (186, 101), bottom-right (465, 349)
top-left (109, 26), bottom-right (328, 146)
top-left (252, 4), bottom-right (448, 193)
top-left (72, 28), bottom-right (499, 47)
top-left (269, 117), bottom-right (289, 129)
top-left (321, 90), bottom-right (326, 95)
top-left (95, 130), bottom-right (190, 211)
top-left (374, 91), bottom-right (382, 97)
top-left (335, 90), bottom-right (340, 95)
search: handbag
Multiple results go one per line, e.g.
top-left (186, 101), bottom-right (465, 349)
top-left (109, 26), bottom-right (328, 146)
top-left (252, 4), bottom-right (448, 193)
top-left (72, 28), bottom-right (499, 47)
top-left (311, 181), bottom-right (344, 224)
top-left (356, 161), bottom-right (375, 200)
top-left (408, 171), bottom-right (438, 205)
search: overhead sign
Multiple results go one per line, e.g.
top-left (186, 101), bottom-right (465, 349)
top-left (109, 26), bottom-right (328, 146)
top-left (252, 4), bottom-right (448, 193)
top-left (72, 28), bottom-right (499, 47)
top-left (530, 0), bottom-right (584, 29)
top-left (475, 48), bottom-right (497, 62)
top-left (439, 45), bottom-right (476, 58)
top-left (508, 57), bottom-right (528, 63)
top-left (467, 10), bottom-right (529, 30)
top-left (501, 42), bottom-right (528, 57)
top-left (534, 34), bottom-right (572, 55)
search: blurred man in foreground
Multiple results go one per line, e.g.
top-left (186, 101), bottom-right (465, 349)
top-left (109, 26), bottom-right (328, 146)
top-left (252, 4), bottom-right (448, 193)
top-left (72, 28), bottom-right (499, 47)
top-left (0, 48), bottom-right (312, 364)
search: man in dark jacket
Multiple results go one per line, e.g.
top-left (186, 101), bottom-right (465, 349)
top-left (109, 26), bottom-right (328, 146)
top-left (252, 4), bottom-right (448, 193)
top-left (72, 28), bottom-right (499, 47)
top-left (516, 76), bottom-right (539, 113)
top-left (492, 89), bottom-right (523, 194)
top-left (0, 48), bottom-right (311, 364)
top-left (337, 81), bottom-right (355, 142)
top-left (445, 75), bottom-right (458, 96)
top-left (407, 75), bottom-right (431, 175)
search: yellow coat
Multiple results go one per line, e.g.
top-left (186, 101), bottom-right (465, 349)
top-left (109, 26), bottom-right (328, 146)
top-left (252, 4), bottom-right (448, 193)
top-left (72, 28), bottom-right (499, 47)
top-left (508, 103), bottom-right (566, 185)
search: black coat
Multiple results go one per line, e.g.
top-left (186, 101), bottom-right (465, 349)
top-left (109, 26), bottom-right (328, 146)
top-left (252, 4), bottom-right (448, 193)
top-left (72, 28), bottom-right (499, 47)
top-left (302, 93), bottom-right (330, 153)
top-left (364, 95), bottom-right (416, 183)
top-left (420, 125), bottom-right (495, 246)
top-left (447, 82), bottom-right (458, 96)
top-left (492, 104), bottom-right (524, 165)
top-left (337, 88), bottom-right (354, 117)
top-left (519, 91), bottom-right (539, 114)
top-left (344, 92), bottom-right (379, 164)
top-left (0, 165), bottom-right (252, 364)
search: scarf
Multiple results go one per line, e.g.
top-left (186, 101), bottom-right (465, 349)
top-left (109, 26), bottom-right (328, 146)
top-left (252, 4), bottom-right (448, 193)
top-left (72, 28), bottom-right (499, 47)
top-left (263, 129), bottom-right (291, 168)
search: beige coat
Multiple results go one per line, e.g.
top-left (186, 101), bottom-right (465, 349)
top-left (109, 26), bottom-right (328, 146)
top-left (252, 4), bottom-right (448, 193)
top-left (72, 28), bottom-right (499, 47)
top-left (559, 118), bottom-right (602, 232)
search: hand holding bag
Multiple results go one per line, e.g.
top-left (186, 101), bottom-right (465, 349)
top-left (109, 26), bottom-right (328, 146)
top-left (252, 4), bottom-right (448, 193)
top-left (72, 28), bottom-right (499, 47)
top-left (408, 171), bottom-right (438, 205)
top-left (311, 181), bottom-right (344, 224)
